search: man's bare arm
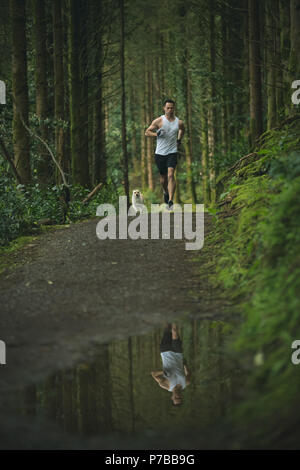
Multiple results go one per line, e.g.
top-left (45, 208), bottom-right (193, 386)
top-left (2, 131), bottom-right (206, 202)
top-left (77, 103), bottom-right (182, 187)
top-left (151, 372), bottom-right (170, 390)
top-left (184, 364), bottom-right (191, 385)
top-left (145, 118), bottom-right (161, 137)
top-left (151, 370), bottom-right (164, 377)
top-left (178, 120), bottom-right (185, 141)
top-left (158, 380), bottom-right (170, 390)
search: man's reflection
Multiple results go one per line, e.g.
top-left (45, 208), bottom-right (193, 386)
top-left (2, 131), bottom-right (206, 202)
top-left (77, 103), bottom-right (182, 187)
top-left (151, 323), bottom-right (191, 405)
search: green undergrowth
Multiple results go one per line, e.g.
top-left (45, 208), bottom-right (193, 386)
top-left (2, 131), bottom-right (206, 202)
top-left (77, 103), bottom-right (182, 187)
top-left (206, 116), bottom-right (300, 446)
top-left (0, 178), bottom-right (121, 246)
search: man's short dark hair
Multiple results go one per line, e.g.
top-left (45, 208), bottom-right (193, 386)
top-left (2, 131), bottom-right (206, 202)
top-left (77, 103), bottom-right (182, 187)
top-left (163, 99), bottom-right (175, 106)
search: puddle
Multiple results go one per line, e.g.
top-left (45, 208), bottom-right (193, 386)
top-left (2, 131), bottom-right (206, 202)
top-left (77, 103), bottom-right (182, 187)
top-left (0, 316), bottom-right (246, 449)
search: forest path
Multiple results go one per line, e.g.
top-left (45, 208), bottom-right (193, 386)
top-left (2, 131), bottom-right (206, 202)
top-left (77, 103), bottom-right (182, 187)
top-left (0, 212), bottom-right (227, 395)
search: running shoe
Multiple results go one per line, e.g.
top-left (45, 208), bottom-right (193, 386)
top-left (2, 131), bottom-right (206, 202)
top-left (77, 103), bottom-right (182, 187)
top-left (168, 200), bottom-right (174, 210)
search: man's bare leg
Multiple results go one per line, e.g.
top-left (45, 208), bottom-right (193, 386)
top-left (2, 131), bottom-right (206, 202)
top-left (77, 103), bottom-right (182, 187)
top-left (160, 174), bottom-right (168, 193)
top-left (168, 168), bottom-right (176, 202)
top-left (171, 323), bottom-right (179, 339)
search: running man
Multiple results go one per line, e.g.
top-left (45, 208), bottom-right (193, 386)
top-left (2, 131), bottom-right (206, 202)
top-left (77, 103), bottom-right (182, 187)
top-left (151, 323), bottom-right (191, 406)
top-left (145, 99), bottom-right (185, 210)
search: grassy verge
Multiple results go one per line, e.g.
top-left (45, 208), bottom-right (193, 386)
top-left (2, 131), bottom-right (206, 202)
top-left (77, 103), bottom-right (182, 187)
top-left (0, 180), bottom-right (122, 246)
top-left (203, 116), bottom-right (300, 447)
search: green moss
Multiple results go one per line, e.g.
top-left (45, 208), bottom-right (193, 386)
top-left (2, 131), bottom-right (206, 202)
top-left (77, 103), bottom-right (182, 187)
top-left (0, 235), bottom-right (37, 275)
top-left (203, 117), bottom-right (300, 444)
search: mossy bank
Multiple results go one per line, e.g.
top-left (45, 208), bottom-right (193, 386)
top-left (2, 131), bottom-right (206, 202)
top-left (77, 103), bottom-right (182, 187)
top-left (202, 115), bottom-right (300, 448)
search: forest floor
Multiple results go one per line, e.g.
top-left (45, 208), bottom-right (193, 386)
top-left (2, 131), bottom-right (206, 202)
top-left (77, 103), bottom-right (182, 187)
top-left (0, 212), bottom-right (237, 449)
top-left (0, 212), bottom-right (230, 391)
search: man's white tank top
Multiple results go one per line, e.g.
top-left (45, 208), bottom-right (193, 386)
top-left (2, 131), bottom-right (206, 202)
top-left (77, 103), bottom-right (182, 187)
top-left (160, 351), bottom-right (186, 392)
top-left (155, 115), bottom-right (179, 156)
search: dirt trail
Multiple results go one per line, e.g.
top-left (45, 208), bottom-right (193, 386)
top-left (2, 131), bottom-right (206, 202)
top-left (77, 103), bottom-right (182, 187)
top-left (0, 213), bottom-right (225, 395)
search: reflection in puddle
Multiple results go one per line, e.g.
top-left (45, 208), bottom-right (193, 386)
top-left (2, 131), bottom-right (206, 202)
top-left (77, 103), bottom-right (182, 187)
top-left (152, 323), bottom-right (190, 406)
top-left (15, 317), bottom-right (243, 446)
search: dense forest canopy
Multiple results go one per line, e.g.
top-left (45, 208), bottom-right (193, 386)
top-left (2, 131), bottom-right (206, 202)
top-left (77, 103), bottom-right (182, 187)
top-left (0, 0), bottom-right (299, 241)
top-left (1, 1), bottom-right (300, 449)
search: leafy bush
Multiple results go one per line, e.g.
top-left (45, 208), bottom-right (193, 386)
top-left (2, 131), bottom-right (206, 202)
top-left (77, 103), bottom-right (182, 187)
top-left (0, 169), bottom-right (121, 245)
top-left (207, 117), bottom-right (300, 444)
top-left (0, 174), bottom-right (32, 244)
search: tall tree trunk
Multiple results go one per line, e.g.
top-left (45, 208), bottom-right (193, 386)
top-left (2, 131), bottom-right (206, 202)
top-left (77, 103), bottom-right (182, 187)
top-left (92, 59), bottom-right (106, 185)
top-left (154, 52), bottom-right (160, 117)
top-left (146, 59), bottom-right (154, 191)
top-left (79, 0), bottom-right (89, 186)
top-left (184, 49), bottom-right (197, 204)
top-left (140, 127), bottom-right (147, 190)
top-left (289, 0), bottom-right (300, 113)
top-left (242, 0), bottom-right (251, 146)
top-left (141, 90), bottom-right (147, 191)
top-left (221, 10), bottom-right (229, 157)
top-left (279, 0), bottom-right (290, 118)
top-left (33, 0), bottom-right (51, 185)
top-left (46, 1), bottom-right (55, 123)
top-left (208, 0), bottom-right (217, 205)
top-left (226, 14), bottom-right (236, 153)
top-left (62, 0), bottom-right (71, 179)
top-left (68, 0), bottom-right (89, 187)
top-left (200, 95), bottom-right (210, 205)
top-left (10, 0), bottom-right (31, 184)
top-left (129, 87), bottom-right (139, 177)
top-left (265, 0), bottom-right (277, 129)
top-left (275, 0), bottom-right (284, 119)
top-left (53, 0), bottom-right (66, 183)
top-left (160, 34), bottom-right (166, 98)
top-left (248, 0), bottom-right (263, 146)
top-left (120, 0), bottom-right (129, 202)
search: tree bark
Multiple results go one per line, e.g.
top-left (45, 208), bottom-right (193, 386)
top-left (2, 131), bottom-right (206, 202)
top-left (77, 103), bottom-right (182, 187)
top-left (33, 0), bottom-right (52, 185)
top-left (184, 49), bottom-right (197, 204)
top-left (208, 0), bottom-right (217, 205)
top-left (242, 0), bottom-right (251, 146)
top-left (140, 128), bottom-right (147, 190)
top-left (146, 58), bottom-right (154, 191)
top-left (120, 0), bottom-right (129, 202)
top-left (129, 87), bottom-right (139, 177)
top-left (200, 96), bottom-right (210, 206)
top-left (248, 0), bottom-right (263, 146)
top-left (141, 91), bottom-right (147, 190)
top-left (278, 0), bottom-right (290, 118)
top-left (79, 0), bottom-right (89, 186)
top-left (265, 0), bottom-right (277, 129)
top-left (10, 0), bottom-right (31, 184)
top-left (289, 0), bottom-right (300, 113)
top-left (221, 10), bottom-right (229, 157)
top-left (68, 0), bottom-right (89, 187)
top-left (53, 0), bottom-right (66, 184)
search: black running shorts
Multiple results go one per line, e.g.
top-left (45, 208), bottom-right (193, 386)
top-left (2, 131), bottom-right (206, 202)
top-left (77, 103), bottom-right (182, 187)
top-left (155, 152), bottom-right (177, 175)
top-left (160, 329), bottom-right (183, 353)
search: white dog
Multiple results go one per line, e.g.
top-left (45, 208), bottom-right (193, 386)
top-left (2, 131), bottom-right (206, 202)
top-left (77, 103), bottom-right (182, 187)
top-left (132, 189), bottom-right (145, 214)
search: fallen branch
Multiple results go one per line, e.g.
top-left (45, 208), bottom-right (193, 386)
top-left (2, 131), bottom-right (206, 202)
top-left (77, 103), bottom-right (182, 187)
top-left (217, 205), bottom-right (245, 218)
top-left (227, 152), bottom-right (258, 173)
top-left (82, 182), bottom-right (103, 204)
top-left (217, 196), bottom-right (233, 207)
